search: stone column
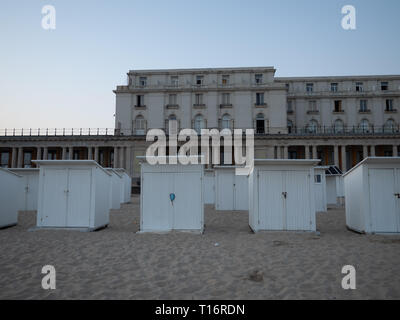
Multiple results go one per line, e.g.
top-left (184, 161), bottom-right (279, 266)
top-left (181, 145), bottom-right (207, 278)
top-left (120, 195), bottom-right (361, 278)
top-left (126, 146), bottom-right (132, 174)
top-left (283, 146), bottom-right (289, 159)
top-left (393, 145), bottom-right (398, 157)
top-left (36, 147), bottom-right (42, 160)
top-left (312, 145), bottom-right (317, 159)
top-left (119, 147), bottom-right (125, 168)
top-left (43, 147), bottom-right (48, 160)
top-left (341, 146), bottom-right (347, 172)
top-left (88, 146), bottom-right (93, 160)
top-left (334, 145), bottom-right (339, 167)
top-left (17, 147), bottom-right (23, 168)
top-left (113, 146), bottom-right (119, 168)
top-left (305, 145), bottom-right (310, 159)
top-left (62, 147), bottom-right (67, 160)
top-left (11, 147), bottom-right (17, 168)
top-left (94, 146), bottom-right (99, 163)
top-left (68, 146), bottom-right (73, 160)
top-left (370, 145), bottom-right (376, 157)
top-left (363, 145), bottom-right (368, 159)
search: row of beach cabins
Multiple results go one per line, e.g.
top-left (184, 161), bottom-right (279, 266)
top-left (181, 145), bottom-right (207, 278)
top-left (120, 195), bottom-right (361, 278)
top-left (1, 157), bottom-right (400, 234)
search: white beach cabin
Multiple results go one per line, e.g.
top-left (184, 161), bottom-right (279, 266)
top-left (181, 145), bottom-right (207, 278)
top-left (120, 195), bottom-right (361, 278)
top-left (139, 157), bottom-right (204, 233)
top-left (248, 159), bottom-right (320, 232)
top-left (0, 168), bottom-right (21, 229)
top-left (115, 168), bottom-right (132, 203)
top-left (106, 168), bottom-right (123, 209)
top-left (215, 166), bottom-right (249, 211)
top-left (314, 166), bottom-right (328, 212)
top-left (34, 160), bottom-right (111, 231)
top-left (204, 169), bottom-right (215, 205)
top-left (325, 166), bottom-right (344, 206)
top-left (344, 157), bottom-right (400, 234)
top-left (10, 168), bottom-right (39, 211)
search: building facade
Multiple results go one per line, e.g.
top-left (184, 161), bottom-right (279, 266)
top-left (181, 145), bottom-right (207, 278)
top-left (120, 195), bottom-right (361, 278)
top-left (1, 67), bottom-right (400, 184)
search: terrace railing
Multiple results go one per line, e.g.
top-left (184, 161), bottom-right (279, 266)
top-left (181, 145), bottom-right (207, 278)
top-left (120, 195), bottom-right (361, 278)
top-left (0, 125), bottom-right (399, 137)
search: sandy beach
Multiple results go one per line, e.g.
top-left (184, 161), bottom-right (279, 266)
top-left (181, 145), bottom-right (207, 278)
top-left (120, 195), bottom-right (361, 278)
top-left (0, 195), bottom-right (399, 300)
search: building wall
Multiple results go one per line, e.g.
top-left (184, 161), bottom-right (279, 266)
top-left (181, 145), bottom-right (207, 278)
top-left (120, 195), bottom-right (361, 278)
top-left (1, 67), bottom-right (400, 183)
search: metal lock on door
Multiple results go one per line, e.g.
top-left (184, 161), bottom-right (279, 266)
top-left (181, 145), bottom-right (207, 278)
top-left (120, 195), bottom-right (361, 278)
top-left (394, 193), bottom-right (400, 199)
top-left (282, 192), bottom-right (287, 199)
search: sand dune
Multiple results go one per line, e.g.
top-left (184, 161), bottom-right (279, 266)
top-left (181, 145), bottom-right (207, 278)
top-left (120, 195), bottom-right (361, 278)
top-left (0, 195), bottom-right (399, 299)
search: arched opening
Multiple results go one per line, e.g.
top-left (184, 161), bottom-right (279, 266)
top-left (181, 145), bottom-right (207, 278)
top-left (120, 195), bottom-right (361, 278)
top-left (221, 114), bottom-right (231, 130)
top-left (359, 119), bottom-right (370, 133)
top-left (167, 114), bottom-right (178, 134)
top-left (194, 114), bottom-right (205, 134)
top-left (135, 115), bottom-right (146, 135)
top-left (333, 119), bottom-right (344, 133)
top-left (307, 120), bottom-right (318, 133)
top-left (384, 119), bottom-right (396, 133)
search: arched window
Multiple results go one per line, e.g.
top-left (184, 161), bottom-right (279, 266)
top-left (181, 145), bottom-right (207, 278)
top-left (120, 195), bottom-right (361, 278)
top-left (167, 114), bottom-right (178, 134)
top-left (384, 119), bottom-right (396, 133)
top-left (359, 119), bottom-right (370, 132)
top-left (135, 115), bottom-right (146, 135)
top-left (256, 113), bottom-right (265, 134)
top-left (307, 120), bottom-right (318, 133)
top-left (221, 114), bottom-right (231, 130)
top-left (287, 120), bottom-right (293, 134)
top-left (333, 119), bottom-right (344, 133)
top-left (194, 114), bottom-right (205, 134)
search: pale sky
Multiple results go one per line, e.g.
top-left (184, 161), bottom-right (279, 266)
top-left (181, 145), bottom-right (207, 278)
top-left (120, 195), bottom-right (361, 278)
top-left (1, 0), bottom-right (399, 129)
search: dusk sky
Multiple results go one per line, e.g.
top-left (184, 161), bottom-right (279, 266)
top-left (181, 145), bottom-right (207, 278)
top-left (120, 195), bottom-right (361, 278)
top-left (1, 0), bottom-right (399, 129)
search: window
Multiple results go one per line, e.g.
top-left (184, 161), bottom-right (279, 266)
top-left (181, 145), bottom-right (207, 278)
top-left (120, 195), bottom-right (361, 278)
top-left (222, 93), bottom-right (230, 105)
top-left (73, 150), bottom-right (80, 160)
top-left (331, 83), bottom-right (338, 92)
top-left (222, 75), bottom-right (230, 85)
top-left (307, 120), bottom-right (318, 133)
top-left (306, 83), bottom-right (314, 93)
top-left (256, 113), bottom-right (265, 134)
top-left (314, 174), bottom-right (322, 183)
top-left (286, 83), bottom-right (290, 90)
top-left (384, 119), bottom-right (396, 133)
top-left (47, 150), bottom-right (57, 160)
top-left (195, 93), bottom-right (203, 105)
top-left (334, 100), bottom-right (342, 112)
top-left (139, 77), bottom-right (147, 87)
top-left (308, 100), bottom-right (317, 112)
top-left (355, 82), bottom-right (363, 92)
top-left (256, 93), bottom-right (264, 105)
top-left (334, 119), bottom-right (344, 133)
top-left (287, 120), bottom-right (293, 134)
top-left (168, 114), bottom-right (178, 134)
top-left (168, 94), bottom-right (177, 105)
top-left (255, 74), bottom-right (263, 84)
top-left (287, 101), bottom-right (293, 113)
top-left (359, 119), bottom-right (370, 132)
top-left (359, 100), bottom-right (368, 112)
top-left (136, 95), bottom-right (144, 107)
top-left (221, 114), bottom-right (231, 129)
top-left (135, 115), bottom-right (146, 135)
top-left (381, 81), bottom-right (389, 91)
top-left (196, 75), bottom-right (204, 86)
top-left (289, 151), bottom-right (297, 159)
top-left (386, 99), bottom-right (394, 111)
top-left (194, 114), bottom-right (205, 134)
top-left (171, 76), bottom-right (179, 87)
top-left (0, 152), bottom-right (9, 168)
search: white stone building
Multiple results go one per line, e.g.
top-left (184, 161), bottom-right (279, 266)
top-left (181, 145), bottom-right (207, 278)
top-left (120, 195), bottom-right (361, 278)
top-left (1, 67), bottom-right (399, 186)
